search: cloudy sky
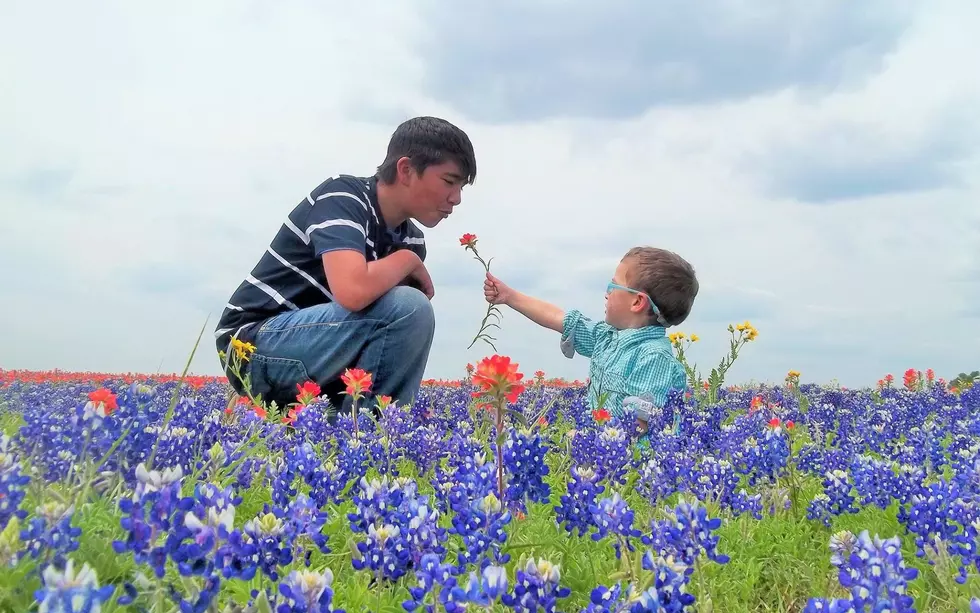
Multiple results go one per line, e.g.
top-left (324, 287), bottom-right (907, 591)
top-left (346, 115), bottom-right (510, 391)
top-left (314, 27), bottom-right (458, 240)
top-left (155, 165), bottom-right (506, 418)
top-left (2, 0), bottom-right (978, 388)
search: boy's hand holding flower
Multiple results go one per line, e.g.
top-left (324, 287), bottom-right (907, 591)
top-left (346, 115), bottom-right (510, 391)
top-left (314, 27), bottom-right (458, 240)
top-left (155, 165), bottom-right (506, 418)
top-left (461, 233), bottom-right (504, 350)
top-left (484, 272), bottom-right (514, 306)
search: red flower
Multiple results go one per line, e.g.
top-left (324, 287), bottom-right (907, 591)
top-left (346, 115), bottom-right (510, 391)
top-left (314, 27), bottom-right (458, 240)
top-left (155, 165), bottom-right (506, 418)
top-left (903, 368), bottom-right (919, 391)
top-left (295, 380), bottom-right (321, 406)
top-left (252, 404), bottom-right (268, 420)
top-left (459, 233), bottom-right (478, 249)
top-left (282, 406), bottom-right (302, 425)
top-left (87, 388), bottom-right (118, 416)
top-left (376, 395), bottom-right (393, 411)
top-left (786, 420), bottom-right (795, 430)
top-left (471, 355), bottom-right (525, 403)
top-left (592, 408), bottom-right (611, 423)
top-left (767, 417), bottom-right (781, 429)
top-left (341, 368), bottom-right (373, 397)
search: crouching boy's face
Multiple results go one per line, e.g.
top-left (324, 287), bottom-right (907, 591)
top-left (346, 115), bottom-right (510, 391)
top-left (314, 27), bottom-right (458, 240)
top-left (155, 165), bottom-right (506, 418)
top-left (604, 259), bottom-right (654, 329)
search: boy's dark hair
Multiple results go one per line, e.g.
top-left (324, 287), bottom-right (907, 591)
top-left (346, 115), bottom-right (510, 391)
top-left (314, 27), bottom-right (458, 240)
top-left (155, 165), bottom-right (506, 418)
top-left (623, 247), bottom-right (699, 326)
top-left (376, 116), bottom-right (477, 185)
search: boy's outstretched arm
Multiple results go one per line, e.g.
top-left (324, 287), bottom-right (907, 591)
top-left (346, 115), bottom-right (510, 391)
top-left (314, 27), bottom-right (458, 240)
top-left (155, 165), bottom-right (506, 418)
top-left (485, 272), bottom-right (564, 332)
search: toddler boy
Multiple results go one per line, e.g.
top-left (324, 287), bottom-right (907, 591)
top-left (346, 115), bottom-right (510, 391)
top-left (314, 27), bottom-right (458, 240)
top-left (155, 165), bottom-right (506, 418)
top-left (483, 247), bottom-right (697, 437)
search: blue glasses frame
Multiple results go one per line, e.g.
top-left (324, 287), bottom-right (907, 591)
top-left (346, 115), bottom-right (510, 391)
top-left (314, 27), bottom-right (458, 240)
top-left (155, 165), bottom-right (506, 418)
top-left (606, 281), bottom-right (668, 327)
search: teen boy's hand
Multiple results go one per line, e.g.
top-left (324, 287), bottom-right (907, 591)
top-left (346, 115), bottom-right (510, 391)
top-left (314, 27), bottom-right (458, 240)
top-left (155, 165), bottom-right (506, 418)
top-left (407, 260), bottom-right (435, 300)
top-left (484, 272), bottom-right (514, 306)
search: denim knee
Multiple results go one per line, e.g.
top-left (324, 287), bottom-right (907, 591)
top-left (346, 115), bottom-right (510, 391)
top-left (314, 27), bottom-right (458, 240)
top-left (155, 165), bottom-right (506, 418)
top-left (385, 286), bottom-right (434, 336)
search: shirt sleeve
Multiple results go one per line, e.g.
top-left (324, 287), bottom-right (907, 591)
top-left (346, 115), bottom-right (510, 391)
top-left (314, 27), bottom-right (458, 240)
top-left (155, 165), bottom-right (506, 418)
top-left (561, 309), bottom-right (610, 359)
top-left (629, 352), bottom-right (687, 408)
top-left (302, 178), bottom-right (372, 257)
top-left (389, 220), bottom-right (427, 262)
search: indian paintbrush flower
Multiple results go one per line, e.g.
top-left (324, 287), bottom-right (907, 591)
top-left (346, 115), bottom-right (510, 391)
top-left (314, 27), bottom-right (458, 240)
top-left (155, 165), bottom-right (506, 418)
top-left (461, 233), bottom-right (503, 351)
top-left (341, 368), bottom-right (372, 437)
top-left (471, 355), bottom-right (526, 503)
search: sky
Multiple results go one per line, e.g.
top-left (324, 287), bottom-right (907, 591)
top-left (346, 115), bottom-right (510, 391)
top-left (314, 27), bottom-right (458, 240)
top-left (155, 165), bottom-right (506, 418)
top-left (1, 0), bottom-right (978, 388)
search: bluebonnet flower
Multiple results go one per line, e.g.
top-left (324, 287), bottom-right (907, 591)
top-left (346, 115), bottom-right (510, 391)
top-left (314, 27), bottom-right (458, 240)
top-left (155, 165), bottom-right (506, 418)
top-left (595, 425), bottom-right (631, 486)
top-left (460, 564), bottom-right (509, 607)
top-left (802, 598), bottom-right (858, 612)
top-left (276, 567), bottom-right (345, 612)
top-left (949, 497), bottom-right (980, 583)
top-left (897, 479), bottom-right (961, 559)
top-left (806, 470), bottom-right (859, 527)
top-left (639, 552), bottom-right (698, 612)
top-left (729, 489), bottom-right (763, 520)
top-left (450, 492), bottom-right (512, 570)
top-left (291, 400), bottom-right (335, 448)
top-left (20, 501), bottom-right (82, 569)
top-left (0, 434), bottom-right (30, 531)
top-left (163, 481), bottom-right (240, 612)
top-left (348, 476), bottom-right (414, 534)
top-left (554, 465), bottom-right (605, 537)
top-left (281, 493), bottom-right (333, 564)
top-left (347, 476), bottom-right (445, 577)
top-left (404, 424), bottom-right (447, 475)
top-left (590, 492), bottom-right (642, 559)
top-left (112, 463), bottom-right (185, 578)
top-left (686, 455), bottom-right (739, 508)
top-left (643, 498), bottom-right (730, 566)
top-left (33, 558), bottom-right (115, 613)
top-left (500, 557), bottom-right (571, 613)
top-left (849, 455), bottom-right (897, 509)
top-left (402, 552), bottom-right (459, 612)
top-left (634, 454), bottom-right (678, 506)
top-left (232, 511), bottom-right (292, 580)
top-left (834, 530), bottom-right (918, 613)
top-left (336, 437), bottom-right (369, 486)
top-left (432, 446), bottom-right (496, 518)
top-left (504, 427), bottom-right (551, 512)
top-left (351, 523), bottom-right (412, 581)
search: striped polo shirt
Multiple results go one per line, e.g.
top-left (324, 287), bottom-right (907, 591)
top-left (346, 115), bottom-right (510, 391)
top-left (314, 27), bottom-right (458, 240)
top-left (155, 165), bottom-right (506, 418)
top-left (214, 174), bottom-right (426, 357)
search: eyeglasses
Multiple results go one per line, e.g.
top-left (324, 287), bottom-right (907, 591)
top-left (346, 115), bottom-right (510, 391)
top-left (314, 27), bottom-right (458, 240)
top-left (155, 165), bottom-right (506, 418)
top-left (606, 281), bottom-right (669, 327)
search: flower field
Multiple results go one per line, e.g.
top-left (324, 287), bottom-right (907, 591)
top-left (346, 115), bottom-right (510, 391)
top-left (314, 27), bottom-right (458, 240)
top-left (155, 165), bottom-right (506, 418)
top-left (1, 329), bottom-right (980, 612)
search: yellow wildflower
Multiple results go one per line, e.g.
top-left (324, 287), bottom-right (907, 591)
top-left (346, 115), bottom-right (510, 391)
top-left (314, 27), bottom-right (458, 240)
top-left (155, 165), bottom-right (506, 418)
top-left (231, 338), bottom-right (256, 361)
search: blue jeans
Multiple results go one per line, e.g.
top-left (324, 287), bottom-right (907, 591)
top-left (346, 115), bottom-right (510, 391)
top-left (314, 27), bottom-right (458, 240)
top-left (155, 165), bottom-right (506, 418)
top-left (242, 286), bottom-right (435, 415)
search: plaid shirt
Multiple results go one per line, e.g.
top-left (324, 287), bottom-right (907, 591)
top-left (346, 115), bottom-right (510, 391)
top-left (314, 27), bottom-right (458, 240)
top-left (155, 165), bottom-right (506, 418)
top-left (560, 309), bottom-right (686, 419)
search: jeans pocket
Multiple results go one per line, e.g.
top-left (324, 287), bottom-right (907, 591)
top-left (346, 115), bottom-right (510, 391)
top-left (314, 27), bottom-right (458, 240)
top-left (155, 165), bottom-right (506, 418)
top-left (246, 354), bottom-right (311, 407)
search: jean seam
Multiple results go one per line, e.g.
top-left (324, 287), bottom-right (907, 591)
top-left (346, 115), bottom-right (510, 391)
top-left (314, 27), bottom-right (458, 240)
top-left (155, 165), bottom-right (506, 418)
top-left (258, 318), bottom-right (384, 336)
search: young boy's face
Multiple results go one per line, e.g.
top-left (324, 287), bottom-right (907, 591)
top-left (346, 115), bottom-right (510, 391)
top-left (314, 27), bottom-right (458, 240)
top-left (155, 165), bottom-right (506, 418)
top-left (604, 259), bottom-right (650, 328)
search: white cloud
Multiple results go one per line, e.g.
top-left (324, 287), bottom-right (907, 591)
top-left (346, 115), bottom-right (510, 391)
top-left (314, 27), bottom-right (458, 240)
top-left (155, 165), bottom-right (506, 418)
top-left (1, 0), bottom-right (978, 388)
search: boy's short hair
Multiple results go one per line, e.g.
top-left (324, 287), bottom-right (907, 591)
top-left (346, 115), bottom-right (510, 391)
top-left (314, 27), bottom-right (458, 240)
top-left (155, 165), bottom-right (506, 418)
top-left (376, 116), bottom-right (477, 186)
top-left (623, 247), bottom-right (698, 326)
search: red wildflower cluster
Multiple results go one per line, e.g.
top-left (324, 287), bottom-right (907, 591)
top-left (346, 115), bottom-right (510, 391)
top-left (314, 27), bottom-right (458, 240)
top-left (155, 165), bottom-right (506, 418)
top-left (295, 381), bottom-right (321, 406)
top-left (342, 368), bottom-right (373, 398)
top-left (471, 355), bottom-right (525, 403)
top-left (459, 233), bottom-right (478, 249)
top-left (1, 369), bottom-right (224, 388)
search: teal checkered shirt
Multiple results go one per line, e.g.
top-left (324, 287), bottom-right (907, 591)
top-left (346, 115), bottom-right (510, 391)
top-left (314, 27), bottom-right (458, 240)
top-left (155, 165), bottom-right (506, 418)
top-left (560, 309), bottom-right (686, 419)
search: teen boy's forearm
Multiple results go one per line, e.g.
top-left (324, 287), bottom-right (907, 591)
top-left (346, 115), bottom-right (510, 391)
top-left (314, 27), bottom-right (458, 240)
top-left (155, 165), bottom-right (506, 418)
top-left (506, 291), bottom-right (565, 333)
top-left (323, 249), bottom-right (420, 311)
